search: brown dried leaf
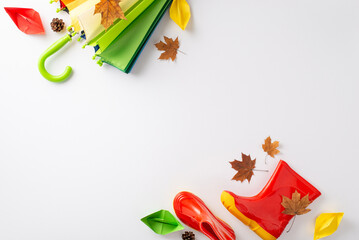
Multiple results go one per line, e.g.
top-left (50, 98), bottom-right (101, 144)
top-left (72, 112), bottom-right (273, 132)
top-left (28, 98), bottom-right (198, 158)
top-left (155, 36), bottom-right (179, 61)
top-left (230, 153), bottom-right (256, 183)
top-left (94, 0), bottom-right (126, 30)
top-left (262, 136), bottom-right (280, 157)
top-left (281, 190), bottom-right (312, 216)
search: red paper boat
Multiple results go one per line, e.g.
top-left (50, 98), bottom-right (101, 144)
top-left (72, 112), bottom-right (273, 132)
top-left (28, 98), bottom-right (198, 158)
top-left (4, 7), bottom-right (45, 34)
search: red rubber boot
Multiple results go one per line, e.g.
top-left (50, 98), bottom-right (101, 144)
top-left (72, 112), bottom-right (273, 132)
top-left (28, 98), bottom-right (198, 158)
top-left (221, 160), bottom-right (321, 240)
top-left (174, 191), bottom-right (236, 240)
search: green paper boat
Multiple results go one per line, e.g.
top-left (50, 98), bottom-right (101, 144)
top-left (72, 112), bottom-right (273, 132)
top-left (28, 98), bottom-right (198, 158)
top-left (141, 209), bottom-right (184, 235)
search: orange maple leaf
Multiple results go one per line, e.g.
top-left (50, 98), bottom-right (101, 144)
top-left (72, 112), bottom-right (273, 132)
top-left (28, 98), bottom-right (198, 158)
top-left (281, 190), bottom-right (312, 216)
top-left (94, 0), bottom-right (126, 30)
top-left (230, 153), bottom-right (256, 183)
top-left (155, 36), bottom-right (179, 61)
top-left (262, 136), bottom-right (280, 157)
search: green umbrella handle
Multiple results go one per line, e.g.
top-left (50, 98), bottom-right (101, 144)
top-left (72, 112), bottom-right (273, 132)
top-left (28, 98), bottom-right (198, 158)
top-left (38, 34), bottom-right (73, 82)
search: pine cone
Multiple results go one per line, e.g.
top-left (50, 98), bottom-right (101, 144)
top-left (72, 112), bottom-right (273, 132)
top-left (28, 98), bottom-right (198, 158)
top-left (182, 231), bottom-right (195, 240)
top-left (51, 18), bottom-right (65, 32)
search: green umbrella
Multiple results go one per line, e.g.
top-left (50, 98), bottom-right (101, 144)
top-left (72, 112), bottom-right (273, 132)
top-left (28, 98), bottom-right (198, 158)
top-left (38, 0), bottom-right (172, 82)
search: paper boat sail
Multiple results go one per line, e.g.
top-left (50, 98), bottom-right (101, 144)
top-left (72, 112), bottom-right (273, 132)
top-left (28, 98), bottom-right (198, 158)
top-left (141, 209), bottom-right (184, 235)
top-left (5, 7), bottom-right (45, 34)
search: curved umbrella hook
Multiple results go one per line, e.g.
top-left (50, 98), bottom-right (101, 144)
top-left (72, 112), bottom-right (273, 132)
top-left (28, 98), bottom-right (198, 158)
top-left (38, 34), bottom-right (73, 82)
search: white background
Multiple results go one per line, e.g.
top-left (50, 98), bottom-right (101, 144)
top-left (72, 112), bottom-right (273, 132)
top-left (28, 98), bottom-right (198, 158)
top-left (0, 0), bottom-right (358, 239)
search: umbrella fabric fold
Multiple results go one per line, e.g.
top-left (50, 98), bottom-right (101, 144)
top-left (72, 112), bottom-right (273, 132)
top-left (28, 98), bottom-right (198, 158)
top-left (86, 0), bottom-right (153, 51)
top-left (97, 0), bottom-right (172, 73)
top-left (78, 0), bottom-right (138, 43)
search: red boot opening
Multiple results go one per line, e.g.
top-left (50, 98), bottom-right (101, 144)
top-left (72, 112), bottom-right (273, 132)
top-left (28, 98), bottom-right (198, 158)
top-left (174, 191), bottom-right (236, 240)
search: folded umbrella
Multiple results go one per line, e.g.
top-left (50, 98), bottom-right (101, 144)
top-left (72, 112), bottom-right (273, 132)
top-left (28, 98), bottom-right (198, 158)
top-left (38, 0), bottom-right (172, 82)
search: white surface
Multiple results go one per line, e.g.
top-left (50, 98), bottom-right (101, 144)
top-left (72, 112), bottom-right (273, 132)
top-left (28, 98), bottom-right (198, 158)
top-left (0, 0), bottom-right (358, 239)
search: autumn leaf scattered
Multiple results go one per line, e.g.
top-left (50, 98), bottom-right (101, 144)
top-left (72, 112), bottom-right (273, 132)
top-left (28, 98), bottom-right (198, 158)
top-left (262, 136), bottom-right (280, 158)
top-left (230, 153), bottom-right (256, 183)
top-left (281, 190), bottom-right (311, 216)
top-left (94, 0), bottom-right (126, 30)
top-left (155, 36), bottom-right (179, 61)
